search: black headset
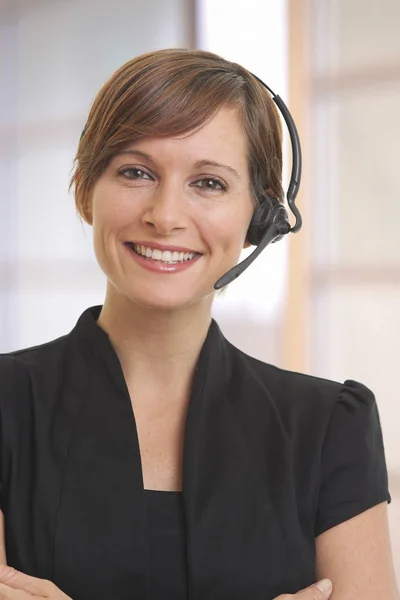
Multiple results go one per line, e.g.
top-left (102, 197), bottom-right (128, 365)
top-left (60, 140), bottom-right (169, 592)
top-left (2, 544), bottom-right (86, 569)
top-left (213, 73), bottom-right (303, 290)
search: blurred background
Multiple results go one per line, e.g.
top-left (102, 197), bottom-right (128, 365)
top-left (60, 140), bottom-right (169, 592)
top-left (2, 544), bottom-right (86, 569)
top-left (1, 0), bottom-right (399, 579)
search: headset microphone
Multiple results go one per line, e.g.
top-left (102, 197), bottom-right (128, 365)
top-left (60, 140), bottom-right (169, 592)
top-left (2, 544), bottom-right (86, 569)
top-left (213, 74), bottom-right (303, 290)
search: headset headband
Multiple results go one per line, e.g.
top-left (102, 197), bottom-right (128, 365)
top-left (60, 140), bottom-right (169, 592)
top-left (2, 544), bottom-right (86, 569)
top-left (213, 73), bottom-right (303, 290)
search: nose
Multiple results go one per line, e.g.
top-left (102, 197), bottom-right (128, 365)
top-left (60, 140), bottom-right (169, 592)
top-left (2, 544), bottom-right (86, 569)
top-left (143, 180), bottom-right (187, 235)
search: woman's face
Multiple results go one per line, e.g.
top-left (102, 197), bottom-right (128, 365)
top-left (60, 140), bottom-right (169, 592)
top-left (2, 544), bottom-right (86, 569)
top-left (89, 106), bottom-right (254, 311)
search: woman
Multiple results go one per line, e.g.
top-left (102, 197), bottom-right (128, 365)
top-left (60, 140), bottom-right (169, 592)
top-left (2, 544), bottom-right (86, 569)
top-left (0, 49), bottom-right (397, 600)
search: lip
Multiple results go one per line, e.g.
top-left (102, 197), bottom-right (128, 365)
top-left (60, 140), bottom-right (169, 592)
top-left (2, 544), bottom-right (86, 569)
top-left (125, 243), bottom-right (202, 273)
top-left (126, 241), bottom-right (202, 254)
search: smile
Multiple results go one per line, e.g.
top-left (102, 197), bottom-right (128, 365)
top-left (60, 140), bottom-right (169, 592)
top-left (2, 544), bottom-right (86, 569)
top-left (128, 243), bottom-right (199, 264)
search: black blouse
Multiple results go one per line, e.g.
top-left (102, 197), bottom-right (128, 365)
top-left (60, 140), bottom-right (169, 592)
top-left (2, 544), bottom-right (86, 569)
top-left (145, 490), bottom-right (188, 599)
top-left (0, 306), bottom-right (391, 600)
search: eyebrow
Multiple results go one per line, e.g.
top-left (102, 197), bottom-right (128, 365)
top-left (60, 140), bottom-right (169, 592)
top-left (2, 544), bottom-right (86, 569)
top-left (115, 149), bottom-right (240, 179)
top-left (194, 159), bottom-right (240, 179)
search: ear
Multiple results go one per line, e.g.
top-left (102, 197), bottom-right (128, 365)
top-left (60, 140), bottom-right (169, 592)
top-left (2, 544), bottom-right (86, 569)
top-left (82, 193), bottom-right (93, 226)
top-left (84, 208), bottom-right (93, 226)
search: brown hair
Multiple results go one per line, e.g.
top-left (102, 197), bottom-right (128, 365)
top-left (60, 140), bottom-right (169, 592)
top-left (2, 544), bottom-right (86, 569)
top-left (70, 48), bottom-right (283, 223)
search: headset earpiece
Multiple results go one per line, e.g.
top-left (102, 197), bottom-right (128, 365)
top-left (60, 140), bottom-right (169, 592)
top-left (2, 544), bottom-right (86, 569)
top-left (246, 196), bottom-right (290, 246)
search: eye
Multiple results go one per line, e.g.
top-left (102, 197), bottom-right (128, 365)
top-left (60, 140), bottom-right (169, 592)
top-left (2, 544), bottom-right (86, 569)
top-left (118, 167), bottom-right (153, 181)
top-left (192, 177), bottom-right (227, 192)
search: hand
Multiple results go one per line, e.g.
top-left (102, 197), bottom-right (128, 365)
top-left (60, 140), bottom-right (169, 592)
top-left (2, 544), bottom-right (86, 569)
top-left (0, 565), bottom-right (72, 599)
top-left (274, 578), bottom-right (333, 599)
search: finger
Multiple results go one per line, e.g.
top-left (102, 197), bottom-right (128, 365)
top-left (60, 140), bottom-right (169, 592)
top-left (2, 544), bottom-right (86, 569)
top-left (295, 579), bottom-right (333, 599)
top-left (274, 579), bottom-right (333, 600)
top-left (0, 566), bottom-right (52, 597)
top-left (0, 581), bottom-right (43, 598)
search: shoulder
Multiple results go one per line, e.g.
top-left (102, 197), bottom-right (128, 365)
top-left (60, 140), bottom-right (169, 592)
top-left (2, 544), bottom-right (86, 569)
top-left (225, 337), bottom-right (339, 404)
top-left (0, 333), bottom-right (69, 376)
top-left (223, 336), bottom-right (378, 426)
top-left (0, 334), bottom-right (71, 414)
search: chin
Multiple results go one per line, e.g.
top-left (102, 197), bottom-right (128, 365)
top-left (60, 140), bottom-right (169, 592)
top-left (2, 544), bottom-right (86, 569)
top-left (123, 285), bottom-right (214, 313)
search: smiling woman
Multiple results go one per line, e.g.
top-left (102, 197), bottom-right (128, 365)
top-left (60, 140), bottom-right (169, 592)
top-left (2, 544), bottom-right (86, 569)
top-left (0, 48), bottom-right (397, 600)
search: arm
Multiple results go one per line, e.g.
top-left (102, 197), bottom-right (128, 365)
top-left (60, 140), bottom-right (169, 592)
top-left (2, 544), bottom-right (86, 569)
top-left (316, 502), bottom-right (399, 600)
top-left (0, 511), bottom-right (6, 565)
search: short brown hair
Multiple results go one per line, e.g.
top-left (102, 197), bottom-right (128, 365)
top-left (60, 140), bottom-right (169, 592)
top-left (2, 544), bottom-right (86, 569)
top-left (70, 48), bottom-right (283, 223)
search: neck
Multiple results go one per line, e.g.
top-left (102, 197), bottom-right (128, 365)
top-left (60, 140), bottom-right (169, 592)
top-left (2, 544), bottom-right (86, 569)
top-left (96, 286), bottom-right (213, 395)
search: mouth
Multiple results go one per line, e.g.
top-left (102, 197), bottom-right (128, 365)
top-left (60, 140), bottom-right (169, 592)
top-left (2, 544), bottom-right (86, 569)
top-left (126, 243), bottom-right (201, 264)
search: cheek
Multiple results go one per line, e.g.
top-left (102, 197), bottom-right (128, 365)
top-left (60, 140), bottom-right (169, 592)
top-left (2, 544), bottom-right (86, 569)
top-left (201, 218), bottom-right (250, 262)
top-left (92, 187), bottom-right (135, 233)
top-left (91, 195), bottom-right (125, 262)
top-left (209, 204), bottom-right (253, 247)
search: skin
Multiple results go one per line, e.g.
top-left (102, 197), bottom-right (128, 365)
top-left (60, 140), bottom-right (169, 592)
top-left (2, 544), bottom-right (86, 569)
top-left (315, 502), bottom-right (398, 599)
top-left (0, 107), bottom-right (397, 598)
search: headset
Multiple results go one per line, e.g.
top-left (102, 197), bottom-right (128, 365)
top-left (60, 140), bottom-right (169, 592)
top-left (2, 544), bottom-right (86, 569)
top-left (213, 73), bottom-right (303, 290)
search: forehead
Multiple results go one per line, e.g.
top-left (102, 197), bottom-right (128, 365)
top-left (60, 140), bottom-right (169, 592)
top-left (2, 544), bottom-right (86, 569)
top-left (120, 106), bottom-right (248, 166)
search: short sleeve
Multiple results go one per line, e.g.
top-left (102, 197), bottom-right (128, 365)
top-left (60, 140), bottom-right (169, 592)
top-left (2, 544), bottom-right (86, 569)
top-left (314, 379), bottom-right (391, 537)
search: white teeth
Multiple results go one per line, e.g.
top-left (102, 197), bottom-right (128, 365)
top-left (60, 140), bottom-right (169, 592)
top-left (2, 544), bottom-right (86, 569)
top-left (133, 244), bottom-right (197, 263)
top-left (152, 249), bottom-right (162, 260)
